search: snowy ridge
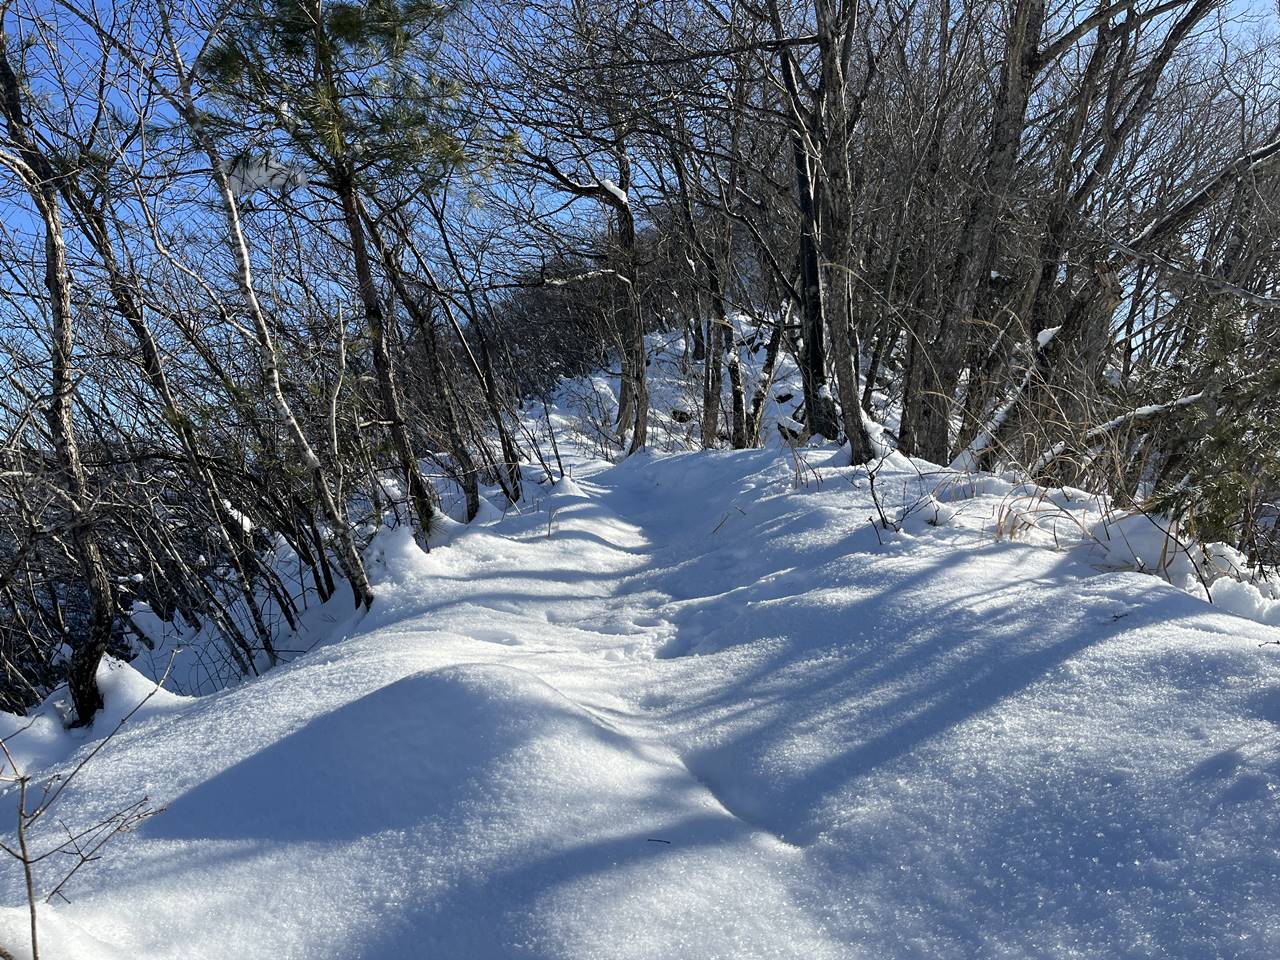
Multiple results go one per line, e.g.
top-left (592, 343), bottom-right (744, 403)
top-left (2, 374), bottom-right (1280, 957)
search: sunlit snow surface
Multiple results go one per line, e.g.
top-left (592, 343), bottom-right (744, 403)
top-left (3, 364), bottom-right (1280, 957)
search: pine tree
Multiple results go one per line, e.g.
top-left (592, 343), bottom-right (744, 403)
top-left (199, 0), bottom-right (466, 548)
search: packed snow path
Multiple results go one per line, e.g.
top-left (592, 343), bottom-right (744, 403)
top-left (4, 446), bottom-right (1280, 958)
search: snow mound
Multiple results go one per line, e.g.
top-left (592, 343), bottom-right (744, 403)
top-left (149, 663), bottom-right (639, 843)
top-left (0, 658), bottom-right (187, 777)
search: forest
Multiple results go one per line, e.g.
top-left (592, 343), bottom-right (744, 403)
top-left (0, 0), bottom-right (1277, 724)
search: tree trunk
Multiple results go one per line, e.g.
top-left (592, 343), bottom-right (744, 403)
top-left (337, 174), bottom-right (438, 547)
top-left (817, 0), bottom-right (876, 464)
top-left (0, 41), bottom-right (117, 725)
top-left (792, 141), bottom-right (839, 441)
top-left (766, 0), bottom-right (839, 441)
top-left (748, 320), bottom-right (785, 448)
top-left (701, 309), bottom-right (724, 448)
top-left (363, 214), bottom-right (482, 523)
top-left (613, 196), bottom-right (648, 454)
top-left (923, 0), bottom-right (1047, 464)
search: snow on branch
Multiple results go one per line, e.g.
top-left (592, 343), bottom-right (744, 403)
top-left (1029, 391), bottom-right (1205, 475)
top-left (1129, 132), bottom-right (1280, 251)
top-left (544, 268), bottom-right (631, 287)
top-left (1106, 237), bottom-right (1280, 310)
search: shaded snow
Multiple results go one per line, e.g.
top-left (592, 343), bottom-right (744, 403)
top-left (3, 384), bottom-right (1280, 957)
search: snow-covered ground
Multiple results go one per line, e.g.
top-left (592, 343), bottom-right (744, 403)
top-left (3, 349), bottom-right (1280, 958)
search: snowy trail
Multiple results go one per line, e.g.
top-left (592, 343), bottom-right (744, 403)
top-left (4, 445), bottom-right (1280, 958)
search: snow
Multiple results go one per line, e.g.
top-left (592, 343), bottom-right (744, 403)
top-left (225, 153), bottom-right (307, 198)
top-left (1210, 578), bottom-right (1280, 627)
top-left (0, 658), bottom-right (188, 777)
top-left (0, 907), bottom-right (129, 960)
top-left (1037, 324), bottom-right (1062, 348)
top-left (598, 178), bottom-right (628, 207)
top-left (3, 358), bottom-right (1280, 958)
top-left (1088, 509), bottom-right (1199, 580)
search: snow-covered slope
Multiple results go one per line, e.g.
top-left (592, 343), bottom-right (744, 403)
top-left (3, 425), bottom-right (1280, 957)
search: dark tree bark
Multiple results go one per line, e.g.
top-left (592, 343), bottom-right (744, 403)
top-left (0, 38), bottom-right (115, 725)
